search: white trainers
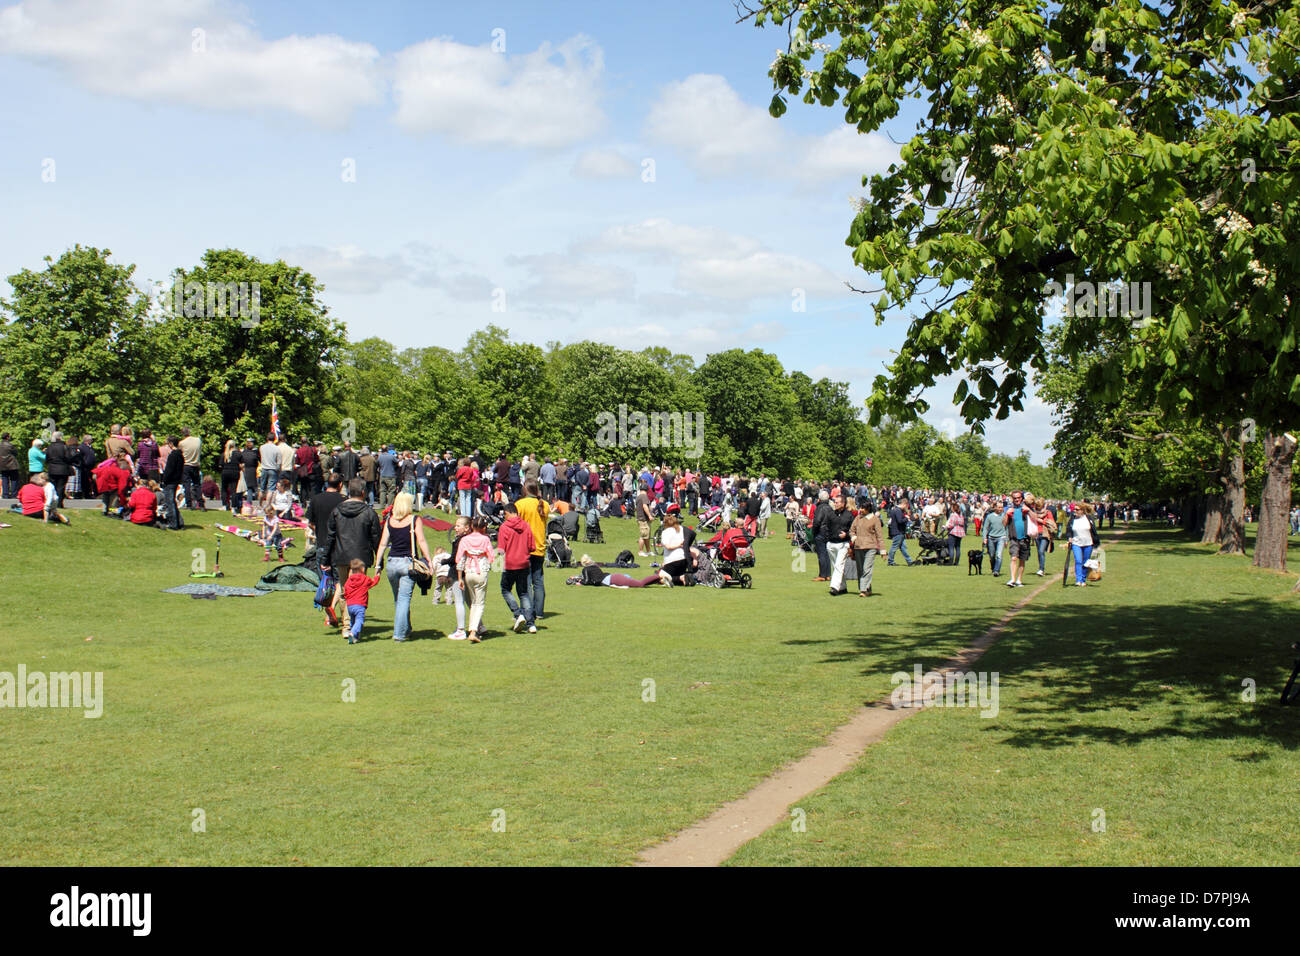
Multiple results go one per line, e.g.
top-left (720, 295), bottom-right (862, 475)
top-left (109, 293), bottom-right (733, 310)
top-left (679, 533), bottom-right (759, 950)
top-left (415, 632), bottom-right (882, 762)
top-left (448, 629), bottom-right (467, 641)
top-left (513, 615), bottom-right (526, 633)
top-left (1035, 570), bottom-right (1044, 576)
top-left (527, 625), bottom-right (537, 634)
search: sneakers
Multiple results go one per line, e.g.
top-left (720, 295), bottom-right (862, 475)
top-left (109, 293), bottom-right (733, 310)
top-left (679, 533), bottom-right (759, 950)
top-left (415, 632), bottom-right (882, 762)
top-left (1005, 580), bottom-right (1016, 587)
top-left (513, 614), bottom-right (526, 633)
top-left (448, 629), bottom-right (468, 641)
top-left (638, 551), bottom-right (649, 557)
top-left (527, 624), bottom-right (537, 634)
top-left (1035, 570), bottom-right (1044, 576)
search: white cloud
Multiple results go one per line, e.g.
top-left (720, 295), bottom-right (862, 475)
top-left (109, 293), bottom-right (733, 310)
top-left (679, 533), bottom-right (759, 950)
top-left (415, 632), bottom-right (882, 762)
top-left (276, 243), bottom-right (496, 300)
top-left (507, 252), bottom-right (635, 306)
top-left (677, 250), bottom-right (844, 300)
top-left (392, 34), bottom-right (604, 148)
top-left (0, 0), bottom-right (383, 127)
top-left (276, 244), bottom-right (408, 295)
top-left (644, 74), bottom-right (781, 176)
top-left (644, 73), bottom-right (897, 182)
top-left (581, 218), bottom-right (761, 262)
top-left (572, 148), bottom-right (636, 179)
top-left (799, 124), bottom-right (897, 184)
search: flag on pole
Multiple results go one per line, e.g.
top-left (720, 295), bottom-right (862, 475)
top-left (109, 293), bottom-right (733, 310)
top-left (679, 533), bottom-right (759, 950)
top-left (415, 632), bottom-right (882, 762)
top-left (270, 395), bottom-right (281, 441)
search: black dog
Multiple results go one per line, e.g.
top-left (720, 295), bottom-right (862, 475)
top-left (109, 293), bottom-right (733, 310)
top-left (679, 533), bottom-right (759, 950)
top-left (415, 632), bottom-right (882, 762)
top-left (967, 549), bottom-right (984, 575)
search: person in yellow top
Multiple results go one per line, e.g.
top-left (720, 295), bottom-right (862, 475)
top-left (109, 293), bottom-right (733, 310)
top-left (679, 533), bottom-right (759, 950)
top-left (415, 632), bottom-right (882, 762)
top-left (513, 480), bottom-right (550, 624)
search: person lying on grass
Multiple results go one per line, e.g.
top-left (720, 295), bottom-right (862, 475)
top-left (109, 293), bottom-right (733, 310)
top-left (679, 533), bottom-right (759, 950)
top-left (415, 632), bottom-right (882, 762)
top-left (566, 554), bottom-right (662, 588)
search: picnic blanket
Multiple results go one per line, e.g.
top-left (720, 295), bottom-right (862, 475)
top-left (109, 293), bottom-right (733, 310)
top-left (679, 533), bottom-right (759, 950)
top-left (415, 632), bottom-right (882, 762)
top-left (163, 583), bottom-right (269, 597)
top-left (421, 516), bottom-right (454, 532)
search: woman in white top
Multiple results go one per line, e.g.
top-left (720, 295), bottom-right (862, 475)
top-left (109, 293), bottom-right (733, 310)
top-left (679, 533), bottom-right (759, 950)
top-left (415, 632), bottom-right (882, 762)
top-left (659, 514), bottom-right (688, 587)
top-left (1068, 502), bottom-right (1097, 586)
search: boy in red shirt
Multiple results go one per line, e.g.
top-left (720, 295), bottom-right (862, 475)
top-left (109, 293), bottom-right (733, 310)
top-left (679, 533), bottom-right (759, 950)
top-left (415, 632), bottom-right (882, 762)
top-left (341, 558), bottom-right (380, 644)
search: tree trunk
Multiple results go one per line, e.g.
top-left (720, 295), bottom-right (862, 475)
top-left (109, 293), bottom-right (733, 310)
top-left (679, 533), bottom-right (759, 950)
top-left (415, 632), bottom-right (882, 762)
top-left (1254, 431), bottom-right (1296, 570)
top-left (1201, 494), bottom-right (1223, 544)
top-left (1218, 431), bottom-right (1247, 555)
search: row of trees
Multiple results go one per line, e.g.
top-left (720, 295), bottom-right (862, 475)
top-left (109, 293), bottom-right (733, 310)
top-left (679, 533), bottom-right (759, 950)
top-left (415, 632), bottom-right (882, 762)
top-left (0, 246), bottom-right (1074, 494)
top-left (752, 0), bottom-right (1299, 570)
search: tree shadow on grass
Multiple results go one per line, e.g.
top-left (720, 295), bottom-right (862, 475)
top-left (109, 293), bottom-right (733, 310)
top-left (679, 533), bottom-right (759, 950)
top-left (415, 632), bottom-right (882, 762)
top-left (970, 598), bottom-right (1300, 750)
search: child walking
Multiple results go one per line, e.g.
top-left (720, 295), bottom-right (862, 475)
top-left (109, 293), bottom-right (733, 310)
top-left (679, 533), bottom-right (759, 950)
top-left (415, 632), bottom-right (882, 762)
top-left (341, 558), bottom-right (380, 644)
top-left (456, 516), bottom-right (496, 644)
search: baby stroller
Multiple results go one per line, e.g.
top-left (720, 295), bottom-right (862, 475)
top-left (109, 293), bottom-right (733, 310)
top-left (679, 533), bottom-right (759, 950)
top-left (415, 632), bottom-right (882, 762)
top-left (698, 505), bottom-right (724, 531)
top-left (916, 530), bottom-right (949, 565)
top-left (545, 514), bottom-right (573, 568)
top-left (693, 550), bottom-right (726, 588)
top-left (710, 529), bottom-right (755, 589)
top-left (584, 506), bottom-right (604, 543)
top-left (790, 516), bottom-right (813, 552)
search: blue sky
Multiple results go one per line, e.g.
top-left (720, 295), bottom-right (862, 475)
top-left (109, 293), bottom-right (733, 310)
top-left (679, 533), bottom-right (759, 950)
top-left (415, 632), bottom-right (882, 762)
top-left (0, 0), bottom-right (1056, 460)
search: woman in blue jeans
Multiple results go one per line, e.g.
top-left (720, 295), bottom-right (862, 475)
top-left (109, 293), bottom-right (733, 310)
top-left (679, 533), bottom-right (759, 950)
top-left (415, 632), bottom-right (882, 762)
top-left (375, 492), bottom-right (434, 640)
top-left (1068, 502), bottom-right (1098, 586)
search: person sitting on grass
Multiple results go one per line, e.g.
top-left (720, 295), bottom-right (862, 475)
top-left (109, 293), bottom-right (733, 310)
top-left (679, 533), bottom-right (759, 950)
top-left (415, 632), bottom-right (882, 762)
top-left (127, 480), bottom-right (161, 526)
top-left (658, 513), bottom-right (689, 587)
top-left (567, 554), bottom-right (661, 588)
top-left (340, 557), bottom-right (381, 644)
top-left (15, 473), bottom-right (68, 524)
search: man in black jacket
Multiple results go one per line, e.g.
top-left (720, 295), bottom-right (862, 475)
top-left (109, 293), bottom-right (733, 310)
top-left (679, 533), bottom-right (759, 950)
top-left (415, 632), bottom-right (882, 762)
top-left (78, 435), bottom-right (97, 499)
top-left (334, 441), bottom-right (359, 483)
top-left (44, 432), bottom-right (75, 507)
top-left (810, 491), bottom-right (833, 581)
top-left (320, 479), bottom-right (381, 576)
top-left (824, 494), bottom-right (856, 595)
top-left (160, 436), bottom-right (185, 529)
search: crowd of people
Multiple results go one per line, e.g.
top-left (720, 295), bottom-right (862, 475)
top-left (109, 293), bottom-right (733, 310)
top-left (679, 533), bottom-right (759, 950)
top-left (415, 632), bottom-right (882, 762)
top-left (5, 424), bottom-right (1127, 640)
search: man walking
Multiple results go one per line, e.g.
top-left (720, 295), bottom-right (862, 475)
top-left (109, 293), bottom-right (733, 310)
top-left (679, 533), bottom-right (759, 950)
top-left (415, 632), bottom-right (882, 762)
top-left (1002, 490), bottom-right (1031, 587)
top-left (886, 497), bottom-right (915, 566)
top-left (515, 480), bottom-right (549, 623)
top-left (824, 493), bottom-right (855, 595)
top-left (319, 479), bottom-right (382, 580)
top-left (983, 499), bottom-right (1009, 576)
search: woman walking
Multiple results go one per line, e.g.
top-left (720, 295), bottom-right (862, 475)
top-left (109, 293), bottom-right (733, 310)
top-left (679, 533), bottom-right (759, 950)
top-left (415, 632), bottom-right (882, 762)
top-left (375, 492), bottom-right (434, 642)
top-left (1068, 502), bottom-right (1099, 587)
top-left (1032, 495), bottom-right (1057, 576)
top-left (944, 504), bottom-right (966, 566)
top-left (850, 500), bottom-right (886, 596)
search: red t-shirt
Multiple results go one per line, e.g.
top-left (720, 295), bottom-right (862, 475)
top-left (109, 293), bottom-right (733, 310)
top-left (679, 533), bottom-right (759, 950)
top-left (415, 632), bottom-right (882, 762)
top-left (455, 465), bottom-right (479, 490)
top-left (17, 483), bottom-right (44, 516)
top-left (127, 486), bottom-right (158, 523)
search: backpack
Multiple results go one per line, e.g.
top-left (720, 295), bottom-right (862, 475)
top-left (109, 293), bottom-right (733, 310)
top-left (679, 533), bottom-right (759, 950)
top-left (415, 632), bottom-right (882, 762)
top-left (615, 549), bottom-right (635, 567)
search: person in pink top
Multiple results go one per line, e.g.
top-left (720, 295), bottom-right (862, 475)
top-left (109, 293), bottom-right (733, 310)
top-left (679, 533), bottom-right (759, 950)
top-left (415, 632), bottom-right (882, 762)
top-left (944, 507), bottom-right (966, 565)
top-left (456, 516), bottom-right (497, 644)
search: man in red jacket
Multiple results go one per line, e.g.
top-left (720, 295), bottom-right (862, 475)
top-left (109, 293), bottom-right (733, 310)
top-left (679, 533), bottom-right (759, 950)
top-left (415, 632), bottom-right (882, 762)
top-left (496, 502), bottom-right (536, 633)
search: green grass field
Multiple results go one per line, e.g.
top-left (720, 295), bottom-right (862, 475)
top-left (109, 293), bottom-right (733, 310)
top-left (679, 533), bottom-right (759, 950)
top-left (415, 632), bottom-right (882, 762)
top-left (3, 510), bottom-right (1297, 865)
